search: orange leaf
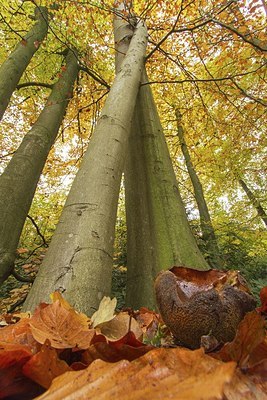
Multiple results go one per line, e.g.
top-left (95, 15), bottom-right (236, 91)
top-left (0, 343), bottom-right (35, 399)
top-left (82, 332), bottom-right (153, 365)
top-left (0, 317), bottom-right (39, 353)
top-left (23, 340), bottom-right (71, 388)
top-left (212, 311), bottom-right (266, 367)
top-left (0, 342), bottom-right (32, 369)
top-left (35, 348), bottom-right (237, 400)
top-left (257, 286), bottom-right (267, 313)
top-left (29, 300), bottom-right (95, 349)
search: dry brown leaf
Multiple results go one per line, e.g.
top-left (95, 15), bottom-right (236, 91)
top-left (0, 317), bottom-right (39, 353)
top-left (35, 347), bottom-right (237, 400)
top-left (212, 311), bottom-right (266, 367)
top-left (223, 368), bottom-right (267, 399)
top-left (29, 300), bottom-right (95, 349)
top-left (91, 296), bottom-right (117, 328)
top-left (97, 312), bottom-right (143, 341)
top-left (82, 332), bottom-right (153, 365)
top-left (23, 340), bottom-right (71, 388)
top-left (50, 292), bottom-right (90, 326)
top-left (0, 342), bottom-right (35, 399)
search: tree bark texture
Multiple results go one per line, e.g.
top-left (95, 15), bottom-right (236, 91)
top-left (124, 75), bottom-right (209, 309)
top-left (0, 49), bottom-right (79, 284)
top-left (23, 20), bottom-right (148, 315)
top-left (113, 3), bottom-right (208, 309)
top-left (175, 109), bottom-right (222, 269)
top-left (239, 178), bottom-right (267, 228)
top-left (0, 7), bottom-right (48, 121)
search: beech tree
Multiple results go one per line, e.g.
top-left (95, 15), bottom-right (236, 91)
top-left (23, 19), bottom-right (148, 314)
top-left (0, 6), bottom-right (48, 121)
top-left (0, 49), bottom-right (79, 284)
top-left (175, 109), bottom-right (222, 269)
top-left (113, 3), bottom-right (208, 309)
top-left (238, 178), bottom-right (267, 228)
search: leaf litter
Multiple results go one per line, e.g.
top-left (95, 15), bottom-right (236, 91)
top-left (0, 292), bottom-right (266, 399)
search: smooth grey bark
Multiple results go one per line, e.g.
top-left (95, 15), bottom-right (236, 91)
top-left (124, 75), bottom-right (209, 309)
top-left (114, 4), bottom-right (208, 309)
top-left (0, 7), bottom-right (48, 121)
top-left (238, 178), bottom-right (267, 228)
top-left (0, 49), bottom-right (79, 284)
top-left (23, 20), bottom-right (148, 315)
top-left (175, 109), bottom-right (222, 268)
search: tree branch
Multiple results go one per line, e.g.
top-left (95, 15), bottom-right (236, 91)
top-left (12, 269), bottom-right (34, 282)
top-left (141, 65), bottom-right (266, 86)
top-left (211, 18), bottom-right (267, 52)
top-left (17, 81), bottom-right (53, 90)
top-left (27, 214), bottom-right (48, 247)
top-left (79, 65), bottom-right (110, 89)
top-left (230, 79), bottom-right (267, 106)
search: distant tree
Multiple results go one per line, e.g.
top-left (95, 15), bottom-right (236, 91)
top-left (0, 7), bottom-right (48, 120)
top-left (0, 49), bottom-right (79, 284)
top-left (238, 178), bottom-right (267, 228)
top-left (175, 109), bottom-right (222, 268)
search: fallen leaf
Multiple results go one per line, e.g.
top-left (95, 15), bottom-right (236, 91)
top-left (0, 316), bottom-right (38, 352)
top-left (212, 311), bottom-right (266, 367)
top-left (257, 286), bottom-right (267, 313)
top-left (0, 343), bottom-right (34, 399)
top-left (91, 296), bottom-right (117, 328)
top-left (223, 368), bottom-right (267, 399)
top-left (82, 332), bottom-right (153, 365)
top-left (97, 312), bottom-right (143, 341)
top-left (50, 292), bottom-right (90, 326)
top-left (17, 247), bottom-right (28, 254)
top-left (23, 340), bottom-right (71, 388)
top-left (29, 300), bottom-right (95, 349)
top-left (35, 347), bottom-right (237, 400)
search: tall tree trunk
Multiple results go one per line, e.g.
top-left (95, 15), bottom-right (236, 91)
top-left (23, 20), bottom-right (148, 315)
top-left (0, 7), bottom-right (48, 121)
top-left (175, 109), bottom-right (222, 268)
top-left (114, 3), bottom-right (208, 309)
top-left (124, 76), bottom-right (209, 309)
top-left (238, 178), bottom-right (267, 228)
top-left (0, 49), bottom-right (79, 284)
